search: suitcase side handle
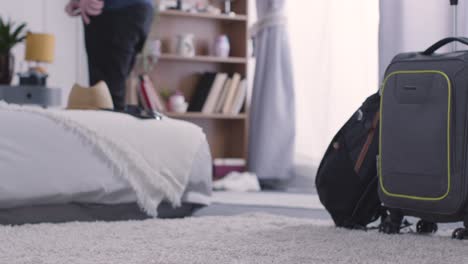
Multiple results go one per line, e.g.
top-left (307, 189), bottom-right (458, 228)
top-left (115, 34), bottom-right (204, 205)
top-left (422, 37), bottom-right (468, 55)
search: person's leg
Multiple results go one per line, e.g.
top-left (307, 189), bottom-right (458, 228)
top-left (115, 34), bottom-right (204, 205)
top-left (84, 4), bottom-right (154, 110)
top-left (84, 11), bottom-right (127, 109)
top-left (84, 13), bottom-right (108, 89)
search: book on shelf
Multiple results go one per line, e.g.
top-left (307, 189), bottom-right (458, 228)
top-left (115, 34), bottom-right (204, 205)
top-left (138, 74), bottom-right (166, 112)
top-left (201, 72), bottom-right (228, 113)
top-left (188, 72), bottom-right (247, 115)
top-left (222, 73), bottom-right (242, 114)
top-left (229, 79), bottom-right (247, 115)
top-left (187, 72), bottom-right (217, 112)
top-left (214, 77), bottom-right (232, 113)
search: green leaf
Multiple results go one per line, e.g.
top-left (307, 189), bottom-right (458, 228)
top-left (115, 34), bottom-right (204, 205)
top-left (0, 16), bottom-right (27, 54)
top-left (11, 23), bottom-right (26, 42)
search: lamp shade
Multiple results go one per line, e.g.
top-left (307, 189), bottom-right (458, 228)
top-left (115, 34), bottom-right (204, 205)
top-left (25, 33), bottom-right (55, 63)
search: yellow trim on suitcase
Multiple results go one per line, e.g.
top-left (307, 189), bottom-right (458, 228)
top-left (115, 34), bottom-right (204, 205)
top-left (379, 70), bottom-right (451, 201)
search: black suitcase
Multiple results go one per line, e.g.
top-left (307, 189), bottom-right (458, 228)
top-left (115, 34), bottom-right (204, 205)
top-left (378, 37), bottom-right (468, 238)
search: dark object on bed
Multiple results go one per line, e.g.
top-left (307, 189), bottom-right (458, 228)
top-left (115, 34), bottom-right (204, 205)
top-left (102, 105), bottom-right (163, 120)
top-left (0, 202), bottom-right (203, 225)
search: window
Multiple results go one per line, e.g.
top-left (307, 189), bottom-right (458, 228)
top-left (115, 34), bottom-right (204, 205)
top-left (287, 0), bottom-right (379, 166)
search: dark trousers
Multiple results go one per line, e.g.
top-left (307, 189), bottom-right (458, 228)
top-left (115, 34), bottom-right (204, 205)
top-left (84, 4), bottom-right (154, 110)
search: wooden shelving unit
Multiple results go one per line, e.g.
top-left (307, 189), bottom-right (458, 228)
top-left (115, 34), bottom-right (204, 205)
top-left (158, 54), bottom-right (247, 64)
top-left (164, 112), bottom-right (247, 120)
top-left (159, 10), bottom-right (248, 21)
top-left (144, 0), bottom-right (250, 160)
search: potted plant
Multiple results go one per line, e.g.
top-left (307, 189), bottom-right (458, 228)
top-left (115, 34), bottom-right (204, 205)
top-left (0, 17), bottom-right (27, 84)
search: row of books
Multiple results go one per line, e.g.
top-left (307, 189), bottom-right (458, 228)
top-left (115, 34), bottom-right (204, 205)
top-left (188, 72), bottom-right (247, 115)
top-left (138, 74), bottom-right (167, 112)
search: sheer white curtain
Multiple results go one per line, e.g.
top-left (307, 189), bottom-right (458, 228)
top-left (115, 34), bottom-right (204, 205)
top-left (287, 1), bottom-right (379, 173)
top-left (248, 0), bottom-right (296, 182)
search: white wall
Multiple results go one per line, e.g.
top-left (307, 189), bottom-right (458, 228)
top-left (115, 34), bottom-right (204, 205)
top-left (400, 0), bottom-right (451, 51)
top-left (379, 0), bottom-right (454, 77)
top-left (0, 0), bottom-right (88, 105)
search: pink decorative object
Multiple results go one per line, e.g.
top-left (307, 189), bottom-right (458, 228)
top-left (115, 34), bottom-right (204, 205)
top-left (169, 91), bottom-right (188, 113)
top-left (214, 35), bottom-right (230, 58)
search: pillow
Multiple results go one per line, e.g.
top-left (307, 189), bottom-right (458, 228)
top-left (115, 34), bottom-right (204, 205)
top-left (67, 81), bottom-right (114, 110)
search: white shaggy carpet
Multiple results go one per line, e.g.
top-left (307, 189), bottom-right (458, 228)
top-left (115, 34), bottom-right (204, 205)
top-left (1, 214), bottom-right (468, 264)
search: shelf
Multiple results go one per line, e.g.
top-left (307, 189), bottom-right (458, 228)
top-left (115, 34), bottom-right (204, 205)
top-left (157, 54), bottom-right (247, 64)
top-left (145, 0), bottom-right (249, 160)
top-left (159, 10), bottom-right (248, 22)
top-left (165, 112), bottom-right (247, 120)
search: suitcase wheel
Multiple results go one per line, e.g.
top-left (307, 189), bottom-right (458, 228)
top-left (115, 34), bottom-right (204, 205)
top-left (452, 228), bottom-right (468, 240)
top-left (416, 220), bottom-right (438, 234)
top-left (379, 219), bottom-right (401, 234)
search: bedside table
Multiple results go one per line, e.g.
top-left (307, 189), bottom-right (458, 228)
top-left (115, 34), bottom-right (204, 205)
top-left (0, 85), bottom-right (61, 107)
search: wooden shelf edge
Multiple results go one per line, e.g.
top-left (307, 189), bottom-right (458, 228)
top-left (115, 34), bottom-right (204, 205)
top-left (159, 10), bottom-right (248, 21)
top-left (165, 112), bottom-right (247, 120)
top-left (157, 54), bottom-right (248, 64)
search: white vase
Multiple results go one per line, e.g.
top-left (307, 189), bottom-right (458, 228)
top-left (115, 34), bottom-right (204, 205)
top-left (147, 39), bottom-right (161, 57)
top-left (176, 34), bottom-right (195, 57)
top-left (169, 94), bottom-right (188, 113)
top-left (214, 35), bottom-right (230, 58)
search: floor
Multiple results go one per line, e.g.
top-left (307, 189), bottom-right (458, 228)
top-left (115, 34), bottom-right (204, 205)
top-left (194, 203), bottom-right (328, 220)
top-left (201, 162), bottom-right (466, 233)
top-left (194, 191), bottom-right (329, 220)
top-left (194, 164), bottom-right (325, 220)
top-left (194, 190), bottom-right (463, 233)
top-left (5, 213), bottom-right (467, 264)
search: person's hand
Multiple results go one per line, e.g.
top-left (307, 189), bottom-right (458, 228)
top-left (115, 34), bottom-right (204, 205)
top-left (79, 0), bottom-right (104, 24)
top-left (65, 0), bottom-right (103, 24)
top-left (79, 0), bottom-right (104, 25)
top-left (65, 0), bottom-right (80, 17)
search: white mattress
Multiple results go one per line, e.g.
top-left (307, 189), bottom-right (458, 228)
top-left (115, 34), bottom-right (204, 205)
top-left (0, 110), bottom-right (212, 209)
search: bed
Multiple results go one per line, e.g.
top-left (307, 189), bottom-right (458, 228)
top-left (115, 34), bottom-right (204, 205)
top-left (0, 102), bottom-right (212, 225)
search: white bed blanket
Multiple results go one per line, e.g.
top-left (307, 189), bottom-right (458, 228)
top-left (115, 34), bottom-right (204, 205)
top-left (0, 102), bottom-right (206, 216)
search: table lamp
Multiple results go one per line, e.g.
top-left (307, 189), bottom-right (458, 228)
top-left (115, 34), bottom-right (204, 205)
top-left (18, 32), bottom-right (55, 86)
